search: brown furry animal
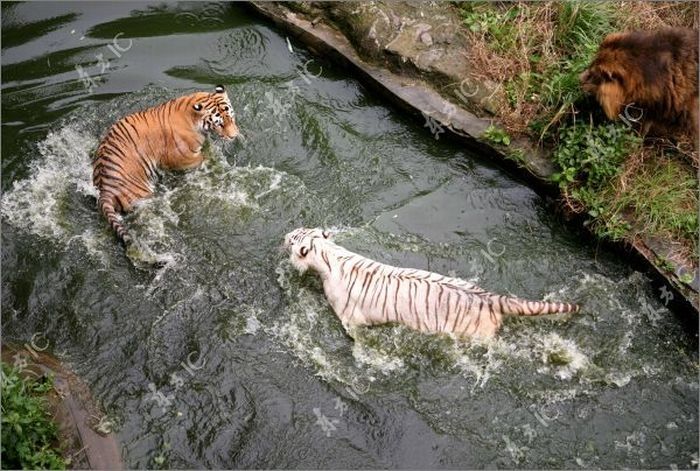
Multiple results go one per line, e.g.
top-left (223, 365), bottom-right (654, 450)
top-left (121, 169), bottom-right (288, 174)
top-left (580, 28), bottom-right (698, 141)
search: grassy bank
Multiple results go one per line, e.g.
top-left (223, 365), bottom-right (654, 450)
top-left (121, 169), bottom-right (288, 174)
top-left (457, 1), bottom-right (698, 269)
top-left (1, 362), bottom-right (66, 470)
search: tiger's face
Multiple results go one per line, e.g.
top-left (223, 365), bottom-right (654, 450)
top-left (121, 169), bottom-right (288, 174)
top-left (283, 227), bottom-right (333, 272)
top-left (193, 85), bottom-right (239, 140)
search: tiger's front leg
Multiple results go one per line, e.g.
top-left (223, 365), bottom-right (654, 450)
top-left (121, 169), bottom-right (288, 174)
top-left (160, 133), bottom-right (206, 170)
top-left (323, 276), bottom-right (376, 329)
top-left (176, 151), bottom-right (204, 170)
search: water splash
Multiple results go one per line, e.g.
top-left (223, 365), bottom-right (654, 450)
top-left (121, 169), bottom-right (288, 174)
top-left (268, 224), bottom-right (694, 423)
top-left (2, 111), bottom-right (303, 273)
top-left (1, 125), bottom-right (96, 241)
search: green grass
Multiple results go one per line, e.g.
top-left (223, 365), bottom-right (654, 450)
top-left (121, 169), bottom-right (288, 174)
top-left (458, 1), bottom-right (618, 137)
top-left (459, 1), bottom-right (698, 268)
top-left (551, 122), bottom-right (698, 253)
top-left (460, 3), bottom-right (521, 53)
top-left (605, 156), bottom-right (698, 253)
top-left (542, 2), bottom-right (615, 110)
top-left (1, 362), bottom-right (66, 470)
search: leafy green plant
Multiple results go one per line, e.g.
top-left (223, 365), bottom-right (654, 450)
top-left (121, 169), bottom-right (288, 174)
top-left (552, 122), bottom-right (698, 250)
top-left (482, 124), bottom-right (511, 146)
top-left (552, 123), bottom-right (641, 189)
top-left (552, 123), bottom-right (641, 240)
top-left (554, 1), bottom-right (615, 53)
top-left (1, 362), bottom-right (66, 470)
top-left (656, 256), bottom-right (675, 273)
top-left (679, 271), bottom-right (695, 284)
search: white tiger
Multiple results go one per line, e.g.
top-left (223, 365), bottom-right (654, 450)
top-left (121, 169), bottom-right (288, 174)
top-left (283, 228), bottom-right (580, 338)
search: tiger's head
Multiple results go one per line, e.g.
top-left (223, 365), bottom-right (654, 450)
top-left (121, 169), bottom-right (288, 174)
top-left (191, 85), bottom-right (239, 140)
top-left (283, 227), bottom-right (333, 273)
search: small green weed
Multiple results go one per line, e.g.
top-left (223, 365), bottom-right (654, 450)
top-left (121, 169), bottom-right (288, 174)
top-left (611, 155), bottom-right (699, 253)
top-left (656, 256), bottom-right (676, 273)
top-left (507, 148), bottom-right (526, 165)
top-left (482, 124), bottom-right (511, 146)
top-left (1, 362), bottom-right (66, 470)
top-left (679, 271), bottom-right (695, 284)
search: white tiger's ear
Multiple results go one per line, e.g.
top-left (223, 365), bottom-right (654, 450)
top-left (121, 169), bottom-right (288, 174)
top-left (322, 230), bottom-right (331, 239)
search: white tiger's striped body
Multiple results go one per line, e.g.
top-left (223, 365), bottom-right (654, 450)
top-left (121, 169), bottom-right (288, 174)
top-left (284, 228), bottom-right (579, 339)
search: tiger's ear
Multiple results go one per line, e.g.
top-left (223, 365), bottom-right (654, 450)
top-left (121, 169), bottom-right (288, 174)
top-left (215, 85), bottom-right (225, 94)
top-left (193, 103), bottom-right (203, 111)
top-left (322, 230), bottom-right (331, 239)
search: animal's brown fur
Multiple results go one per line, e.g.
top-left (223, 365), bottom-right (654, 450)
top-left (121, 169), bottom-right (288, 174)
top-left (580, 28), bottom-right (698, 141)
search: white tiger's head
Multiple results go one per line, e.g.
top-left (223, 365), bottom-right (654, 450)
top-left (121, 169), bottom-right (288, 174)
top-left (283, 227), bottom-right (333, 273)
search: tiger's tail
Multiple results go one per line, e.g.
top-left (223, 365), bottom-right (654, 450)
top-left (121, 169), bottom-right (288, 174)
top-left (491, 295), bottom-right (580, 316)
top-left (98, 196), bottom-right (131, 246)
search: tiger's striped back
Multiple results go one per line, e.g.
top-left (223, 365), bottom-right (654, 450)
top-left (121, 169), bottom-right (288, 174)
top-left (284, 228), bottom-right (580, 338)
top-left (93, 85), bottom-right (238, 245)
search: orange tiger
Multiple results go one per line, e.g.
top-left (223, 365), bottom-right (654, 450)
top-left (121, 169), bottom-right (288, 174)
top-left (92, 85), bottom-right (239, 245)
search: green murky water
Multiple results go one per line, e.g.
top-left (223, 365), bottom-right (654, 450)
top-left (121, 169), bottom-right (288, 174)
top-left (2, 3), bottom-right (697, 468)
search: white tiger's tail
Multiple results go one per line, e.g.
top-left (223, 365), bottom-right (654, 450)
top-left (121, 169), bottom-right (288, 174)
top-left (489, 294), bottom-right (580, 316)
top-left (98, 196), bottom-right (131, 245)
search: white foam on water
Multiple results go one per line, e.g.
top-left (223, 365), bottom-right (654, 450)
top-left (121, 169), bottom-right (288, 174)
top-left (254, 171), bottom-right (283, 200)
top-left (534, 332), bottom-right (589, 381)
top-left (502, 434), bottom-right (529, 464)
top-left (3, 116), bottom-right (300, 272)
top-left (270, 277), bottom-right (340, 380)
top-left (66, 228), bottom-right (110, 266)
top-left (605, 371), bottom-right (632, 388)
top-left (244, 313), bottom-right (262, 335)
top-left (351, 341), bottom-right (405, 375)
top-left (614, 429), bottom-right (647, 456)
top-left (451, 336), bottom-right (526, 390)
top-left (2, 125), bottom-right (96, 241)
top-left (219, 304), bottom-right (264, 339)
top-left (267, 285), bottom-right (346, 385)
top-left (180, 165), bottom-right (253, 208)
